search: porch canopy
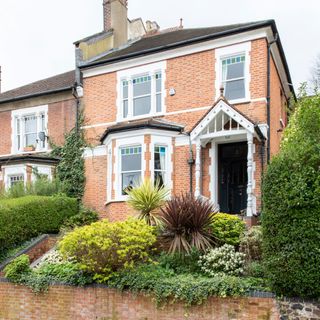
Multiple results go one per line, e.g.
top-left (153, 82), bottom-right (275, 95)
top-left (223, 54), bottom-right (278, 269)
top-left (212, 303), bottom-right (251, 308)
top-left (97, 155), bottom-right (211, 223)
top-left (190, 97), bottom-right (265, 216)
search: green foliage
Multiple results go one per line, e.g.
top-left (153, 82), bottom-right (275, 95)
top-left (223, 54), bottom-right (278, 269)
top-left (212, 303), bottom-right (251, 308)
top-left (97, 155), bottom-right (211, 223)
top-left (211, 213), bottom-right (246, 246)
top-left (61, 206), bottom-right (99, 231)
top-left (51, 115), bottom-right (86, 200)
top-left (157, 249), bottom-right (202, 274)
top-left (239, 226), bottom-right (263, 262)
top-left (4, 255), bottom-right (92, 293)
top-left (245, 261), bottom-right (265, 278)
top-left (4, 254), bottom-right (31, 283)
top-left (262, 90), bottom-right (320, 298)
top-left (58, 218), bottom-right (156, 282)
top-left (199, 244), bottom-right (245, 277)
top-left (108, 263), bottom-right (249, 305)
top-left (0, 195), bottom-right (78, 251)
top-left (160, 193), bottom-right (217, 254)
top-left (126, 178), bottom-right (170, 226)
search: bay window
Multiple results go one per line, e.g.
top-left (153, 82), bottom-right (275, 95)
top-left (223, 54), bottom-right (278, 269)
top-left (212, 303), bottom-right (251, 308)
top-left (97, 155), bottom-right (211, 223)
top-left (154, 145), bottom-right (166, 186)
top-left (9, 174), bottom-right (24, 188)
top-left (120, 146), bottom-right (142, 195)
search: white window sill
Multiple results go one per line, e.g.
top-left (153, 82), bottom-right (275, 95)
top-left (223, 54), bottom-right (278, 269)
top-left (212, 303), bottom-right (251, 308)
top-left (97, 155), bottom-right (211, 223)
top-left (12, 149), bottom-right (49, 155)
top-left (105, 198), bottom-right (127, 205)
top-left (117, 112), bottom-right (165, 123)
top-left (227, 97), bottom-right (251, 105)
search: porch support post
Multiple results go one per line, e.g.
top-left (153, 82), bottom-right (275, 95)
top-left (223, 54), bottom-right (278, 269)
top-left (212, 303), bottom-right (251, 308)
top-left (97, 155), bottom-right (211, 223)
top-left (246, 132), bottom-right (254, 217)
top-left (195, 140), bottom-right (201, 198)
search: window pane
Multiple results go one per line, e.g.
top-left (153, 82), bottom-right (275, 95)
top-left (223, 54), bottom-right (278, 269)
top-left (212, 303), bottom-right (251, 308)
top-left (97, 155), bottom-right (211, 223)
top-left (225, 79), bottom-right (245, 100)
top-left (24, 115), bottom-right (37, 133)
top-left (133, 96), bottom-right (151, 116)
top-left (25, 133), bottom-right (37, 147)
top-left (122, 83), bottom-right (128, 99)
top-left (154, 147), bottom-right (166, 170)
top-left (122, 172), bottom-right (141, 195)
top-left (10, 175), bottom-right (24, 187)
top-left (156, 93), bottom-right (162, 113)
top-left (123, 100), bottom-right (128, 118)
top-left (133, 77), bottom-right (151, 97)
top-left (154, 171), bottom-right (164, 187)
top-left (156, 77), bottom-right (162, 92)
top-left (121, 147), bottom-right (142, 171)
top-left (226, 62), bottom-right (244, 79)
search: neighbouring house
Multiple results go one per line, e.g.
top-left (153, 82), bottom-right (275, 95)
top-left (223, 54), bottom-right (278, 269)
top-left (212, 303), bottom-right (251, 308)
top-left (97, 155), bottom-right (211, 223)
top-left (0, 71), bottom-right (77, 189)
top-left (78, 0), bottom-right (294, 223)
top-left (0, 0), bottom-right (295, 225)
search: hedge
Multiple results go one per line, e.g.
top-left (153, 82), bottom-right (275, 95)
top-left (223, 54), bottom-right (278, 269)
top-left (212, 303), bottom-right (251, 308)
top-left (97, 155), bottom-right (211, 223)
top-left (0, 195), bottom-right (78, 251)
top-left (262, 92), bottom-right (320, 298)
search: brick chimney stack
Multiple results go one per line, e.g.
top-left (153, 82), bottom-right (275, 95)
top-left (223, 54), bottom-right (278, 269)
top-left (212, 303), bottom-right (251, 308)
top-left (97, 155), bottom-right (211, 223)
top-left (103, 0), bottom-right (128, 47)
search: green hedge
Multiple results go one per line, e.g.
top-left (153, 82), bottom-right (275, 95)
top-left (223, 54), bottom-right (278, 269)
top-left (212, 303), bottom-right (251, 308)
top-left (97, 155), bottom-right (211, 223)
top-left (0, 195), bottom-right (78, 250)
top-left (262, 92), bottom-right (320, 298)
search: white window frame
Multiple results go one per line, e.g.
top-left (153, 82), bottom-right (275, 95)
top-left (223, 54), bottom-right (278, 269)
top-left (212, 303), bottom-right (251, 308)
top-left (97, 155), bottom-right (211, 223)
top-left (3, 165), bottom-right (27, 190)
top-left (215, 42), bottom-right (251, 104)
top-left (117, 61), bottom-right (166, 122)
top-left (114, 135), bottom-right (146, 201)
top-left (11, 105), bottom-right (48, 154)
top-left (31, 165), bottom-right (53, 182)
top-left (150, 135), bottom-right (173, 192)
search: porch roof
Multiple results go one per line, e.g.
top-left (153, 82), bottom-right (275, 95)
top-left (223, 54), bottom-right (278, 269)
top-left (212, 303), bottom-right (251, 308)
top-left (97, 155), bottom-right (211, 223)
top-left (0, 154), bottom-right (60, 166)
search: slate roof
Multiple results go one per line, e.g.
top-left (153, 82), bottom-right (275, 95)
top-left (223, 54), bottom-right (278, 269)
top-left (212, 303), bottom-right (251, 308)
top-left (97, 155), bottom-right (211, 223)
top-left (100, 118), bottom-right (184, 142)
top-left (0, 153), bottom-right (60, 166)
top-left (83, 20), bottom-right (274, 67)
top-left (0, 71), bottom-right (75, 104)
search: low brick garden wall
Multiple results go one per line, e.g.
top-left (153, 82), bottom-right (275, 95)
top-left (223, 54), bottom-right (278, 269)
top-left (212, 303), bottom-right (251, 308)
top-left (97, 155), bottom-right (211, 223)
top-left (0, 281), bottom-right (280, 320)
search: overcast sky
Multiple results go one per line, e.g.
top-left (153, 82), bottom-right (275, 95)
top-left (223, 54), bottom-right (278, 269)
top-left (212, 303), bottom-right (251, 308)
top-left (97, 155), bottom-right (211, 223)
top-left (0, 0), bottom-right (319, 93)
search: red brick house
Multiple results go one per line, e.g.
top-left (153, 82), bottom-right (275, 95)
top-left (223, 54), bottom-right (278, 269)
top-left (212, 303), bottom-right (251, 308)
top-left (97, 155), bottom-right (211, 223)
top-left (0, 71), bottom-right (77, 189)
top-left (0, 0), bottom-right (294, 224)
top-left (78, 0), bottom-right (294, 222)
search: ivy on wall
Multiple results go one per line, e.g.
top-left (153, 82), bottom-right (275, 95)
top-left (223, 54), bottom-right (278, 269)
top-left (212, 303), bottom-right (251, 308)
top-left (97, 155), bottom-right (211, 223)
top-left (50, 114), bottom-right (86, 200)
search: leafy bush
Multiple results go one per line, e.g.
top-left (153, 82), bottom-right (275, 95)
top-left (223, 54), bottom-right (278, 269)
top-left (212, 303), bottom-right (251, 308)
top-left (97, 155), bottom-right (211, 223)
top-left (199, 244), bottom-right (245, 277)
top-left (239, 226), bottom-right (262, 262)
top-left (262, 90), bottom-right (320, 298)
top-left (211, 213), bottom-right (246, 246)
top-left (126, 178), bottom-right (170, 226)
top-left (58, 218), bottom-right (156, 282)
top-left (108, 263), bottom-right (249, 305)
top-left (4, 254), bottom-right (31, 283)
top-left (157, 248), bottom-right (202, 274)
top-left (61, 206), bottom-right (98, 231)
top-left (245, 261), bottom-right (265, 278)
top-left (5, 255), bottom-right (92, 293)
top-left (160, 193), bottom-right (216, 254)
top-left (0, 196), bottom-right (78, 251)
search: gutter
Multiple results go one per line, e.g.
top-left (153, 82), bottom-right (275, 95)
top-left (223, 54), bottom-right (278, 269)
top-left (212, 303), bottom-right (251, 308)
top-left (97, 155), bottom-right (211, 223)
top-left (0, 87), bottom-right (73, 105)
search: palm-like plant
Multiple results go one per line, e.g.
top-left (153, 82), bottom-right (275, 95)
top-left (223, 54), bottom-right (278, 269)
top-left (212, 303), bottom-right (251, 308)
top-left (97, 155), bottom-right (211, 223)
top-left (160, 193), bottom-right (217, 254)
top-left (126, 178), bottom-right (170, 226)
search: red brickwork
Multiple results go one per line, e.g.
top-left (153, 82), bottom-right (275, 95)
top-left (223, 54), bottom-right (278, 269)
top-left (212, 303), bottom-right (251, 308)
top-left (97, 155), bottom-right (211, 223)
top-left (0, 282), bottom-right (280, 320)
top-left (0, 111), bottom-right (11, 155)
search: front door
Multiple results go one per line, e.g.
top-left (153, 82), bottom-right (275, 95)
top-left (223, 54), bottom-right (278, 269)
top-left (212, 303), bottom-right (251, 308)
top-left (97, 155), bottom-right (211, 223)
top-left (218, 142), bottom-right (247, 214)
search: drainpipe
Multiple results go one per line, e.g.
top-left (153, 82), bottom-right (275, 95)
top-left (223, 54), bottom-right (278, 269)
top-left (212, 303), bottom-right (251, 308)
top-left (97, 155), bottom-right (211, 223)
top-left (266, 33), bottom-right (278, 163)
top-left (72, 84), bottom-right (81, 134)
top-left (184, 133), bottom-right (195, 195)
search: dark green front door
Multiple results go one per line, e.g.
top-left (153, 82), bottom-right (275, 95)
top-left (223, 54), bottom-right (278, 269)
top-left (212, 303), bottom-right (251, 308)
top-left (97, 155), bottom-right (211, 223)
top-left (218, 142), bottom-right (247, 214)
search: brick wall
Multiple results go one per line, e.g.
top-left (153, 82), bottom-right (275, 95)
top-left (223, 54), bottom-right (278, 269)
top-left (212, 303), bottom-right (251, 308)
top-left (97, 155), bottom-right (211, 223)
top-left (0, 282), bottom-right (280, 320)
top-left (0, 111), bottom-right (11, 154)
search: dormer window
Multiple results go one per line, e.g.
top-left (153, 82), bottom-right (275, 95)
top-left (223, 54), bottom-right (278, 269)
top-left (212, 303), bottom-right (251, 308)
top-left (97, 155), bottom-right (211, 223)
top-left (117, 61), bottom-right (166, 121)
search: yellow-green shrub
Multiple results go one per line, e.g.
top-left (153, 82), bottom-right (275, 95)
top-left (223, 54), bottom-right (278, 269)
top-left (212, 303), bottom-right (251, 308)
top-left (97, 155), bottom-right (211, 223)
top-left (58, 218), bottom-right (156, 282)
top-left (211, 213), bottom-right (246, 246)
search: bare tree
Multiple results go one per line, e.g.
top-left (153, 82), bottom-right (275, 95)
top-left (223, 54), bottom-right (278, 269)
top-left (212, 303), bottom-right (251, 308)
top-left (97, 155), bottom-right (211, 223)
top-left (310, 54), bottom-right (320, 93)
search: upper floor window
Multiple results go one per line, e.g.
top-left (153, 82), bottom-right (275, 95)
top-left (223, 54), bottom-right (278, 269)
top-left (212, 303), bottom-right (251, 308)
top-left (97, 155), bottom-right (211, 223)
top-left (12, 105), bottom-right (48, 154)
top-left (222, 55), bottom-right (246, 100)
top-left (118, 61), bottom-right (166, 121)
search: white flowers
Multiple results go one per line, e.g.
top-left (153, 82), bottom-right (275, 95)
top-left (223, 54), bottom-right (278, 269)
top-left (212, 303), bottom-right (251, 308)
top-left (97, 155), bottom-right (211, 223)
top-left (199, 244), bottom-right (245, 277)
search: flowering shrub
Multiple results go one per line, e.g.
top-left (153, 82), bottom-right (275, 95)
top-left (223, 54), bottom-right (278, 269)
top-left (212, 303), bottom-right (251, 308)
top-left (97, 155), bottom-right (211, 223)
top-left (33, 249), bottom-right (67, 269)
top-left (199, 244), bottom-right (245, 276)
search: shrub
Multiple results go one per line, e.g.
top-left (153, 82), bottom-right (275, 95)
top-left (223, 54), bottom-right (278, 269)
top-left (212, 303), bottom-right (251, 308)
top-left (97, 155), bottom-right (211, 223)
top-left (108, 263), bottom-right (249, 305)
top-left (126, 178), bottom-right (170, 226)
top-left (262, 90), bottom-right (320, 298)
top-left (157, 248), bottom-right (202, 274)
top-left (160, 193), bottom-right (216, 254)
top-left (239, 226), bottom-right (262, 262)
top-left (61, 206), bottom-right (99, 231)
top-left (0, 195), bottom-right (78, 251)
top-left (4, 254), bottom-right (31, 283)
top-left (199, 244), bottom-right (245, 277)
top-left (211, 213), bottom-right (246, 246)
top-left (58, 218), bottom-right (156, 282)
top-left (245, 261), bottom-right (265, 278)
